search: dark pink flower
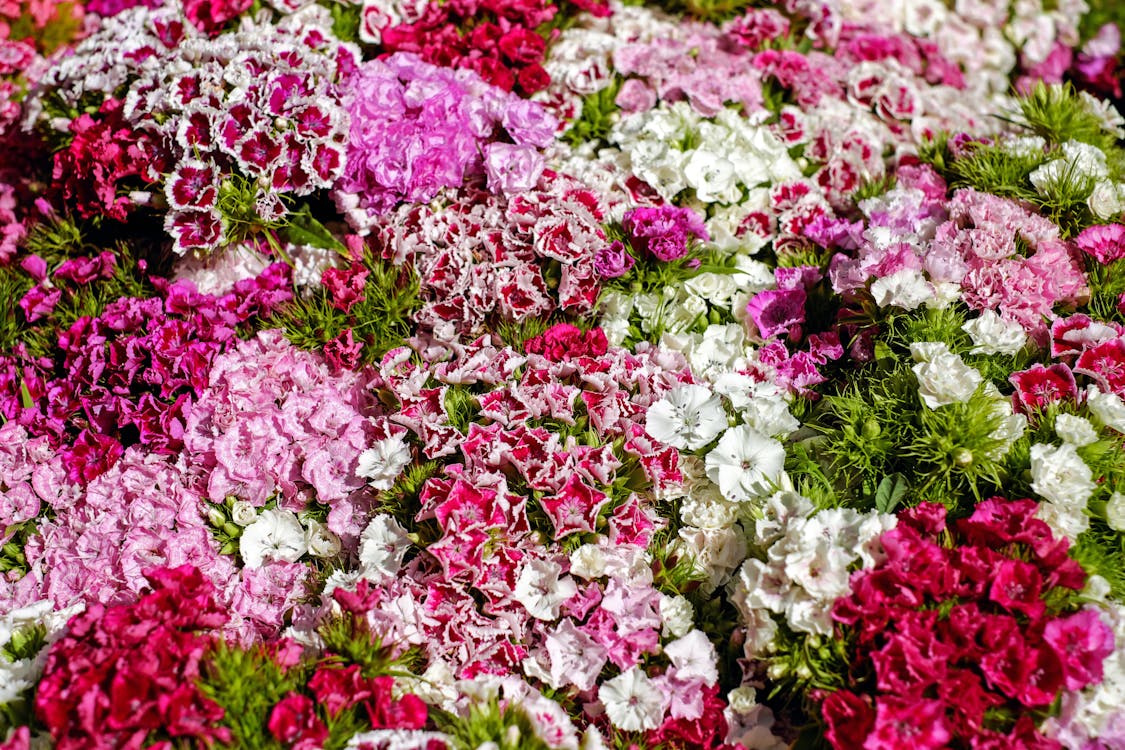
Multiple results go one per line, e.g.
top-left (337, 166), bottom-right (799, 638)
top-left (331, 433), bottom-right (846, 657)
top-left (268, 693), bottom-right (328, 750)
top-left (746, 288), bottom-right (807, 340)
top-left (865, 697), bottom-right (950, 750)
top-left (988, 559), bottom-right (1045, 620)
top-left (1075, 337), bottom-right (1125, 395)
top-left (820, 690), bottom-right (875, 749)
top-left (1010, 363), bottom-right (1078, 412)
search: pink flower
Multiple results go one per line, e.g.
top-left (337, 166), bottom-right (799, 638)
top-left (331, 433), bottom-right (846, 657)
top-left (593, 241), bottom-right (635, 278)
top-left (1075, 337), bottom-right (1125, 395)
top-left (746, 288), bottom-right (807, 340)
top-left (1074, 223), bottom-right (1125, 265)
top-left (484, 142), bottom-right (545, 194)
top-left (1043, 609), bottom-right (1116, 691)
top-left (539, 473), bottom-right (610, 537)
top-left (988, 559), bottom-right (1045, 620)
top-left (864, 697), bottom-right (950, 750)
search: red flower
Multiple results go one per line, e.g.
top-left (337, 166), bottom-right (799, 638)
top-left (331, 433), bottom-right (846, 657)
top-left (268, 693), bottom-right (328, 750)
top-left (1009, 363), bottom-right (1078, 413)
top-left (820, 690), bottom-right (875, 749)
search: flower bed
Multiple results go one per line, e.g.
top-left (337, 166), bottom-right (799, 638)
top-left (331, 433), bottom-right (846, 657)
top-left (2, 0), bottom-right (1125, 747)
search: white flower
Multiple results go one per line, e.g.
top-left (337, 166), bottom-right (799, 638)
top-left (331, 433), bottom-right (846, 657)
top-left (664, 630), bottom-right (719, 685)
top-left (1030, 443), bottom-right (1096, 509)
top-left (659, 595), bottom-right (695, 638)
top-left (240, 508), bottom-right (308, 568)
top-left (357, 432), bottom-right (412, 490)
top-left (305, 519), bottom-right (342, 558)
top-left (598, 667), bottom-right (667, 732)
top-left (358, 514), bottom-right (412, 581)
top-left (1056, 414), bottom-right (1099, 447)
top-left (230, 499), bottom-right (258, 526)
top-left (870, 268), bottom-right (933, 310)
top-left (739, 395), bottom-right (799, 438)
top-left (645, 385), bottom-right (728, 450)
top-left (1087, 385), bottom-right (1125, 432)
top-left (684, 149), bottom-right (740, 204)
top-left (569, 544), bottom-right (607, 580)
top-left (962, 310), bottom-right (1028, 355)
top-left (910, 342), bottom-right (981, 408)
top-left (514, 558), bottom-right (577, 620)
top-left (1106, 492), bottom-right (1125, 532)
top-left (1036, 500), bottom-right (1090, 541)
top-left (705, 426), bottom-right (787, 503)
top-left (1089, 180), bottom-right (1125, 220)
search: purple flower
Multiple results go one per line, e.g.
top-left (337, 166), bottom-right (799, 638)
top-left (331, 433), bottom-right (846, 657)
top-left (622, 205), bottom-right (709, 262)
top-left (746, 287), bottom-right (807, 340)
top-left (593, 241), bottom-right (636, 278)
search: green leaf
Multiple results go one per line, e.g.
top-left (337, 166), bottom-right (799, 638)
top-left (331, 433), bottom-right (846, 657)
top-left (284, 205), bottom-right (347, 255)
top-left (874, 472), bottom-right (909, 513)
top-left (19, 380), bottom-right (33, 410)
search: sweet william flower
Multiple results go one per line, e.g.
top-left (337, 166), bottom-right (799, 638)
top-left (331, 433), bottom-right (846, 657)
top-left (1029, 443), bottom-right (1096, 510)
top-left (1043, 609), bottom-right (1116, 691)
top-left (483, 142), bottom-right (545, 194)
top-left (645, 384), bottom-right (728, 451)
top-left (357, 432), bottom-right (412, 491)
top-left (598, 667), bottom-right (667, 732)
top-left (240, 508), bottom-right (308, 568)
top-left (514, 557), bottom-right (577, 620)
top-left (705, 425), bottom-right (786, 503)
top-left (910, 342), bottom-right (981, 409)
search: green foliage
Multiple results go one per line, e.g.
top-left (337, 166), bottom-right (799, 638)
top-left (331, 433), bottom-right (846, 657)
top-left (1073, 521), bottom-right (1125, 599)
top-left (562, 77), bottom-right (622, 148)
top-left (2, 218), bottom-right (155, 360)
top-left (851, 173), bottom-right (898, 204)
top-left (327, 1), bottom-right (363, 43)
top-left (317, 613), bottom-right (423, 678)
top-left (5, 2), bottom-right (85, 54)
top-left (433, 697), bottom-right (554, 750)
top-left (0, 520), bottom-right (39, 577)
top-left (1086, 258), bottom-right (1125, 325)
top-left (788, 304), bottom-right (1026, 514)
top-left (198, 642), bottom-right (301, 750)
top-left (269, 254), bottom-right (420, 365)
top-left (1080, 0), bottom-right (1125, 44)
top-left (1014, 82), bottom-right (1124, 159)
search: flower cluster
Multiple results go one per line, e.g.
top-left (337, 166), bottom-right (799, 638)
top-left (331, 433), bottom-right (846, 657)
top-left (825, 169), bottom-right (1089, 341)
top-left (366, 176), bottom-right (610, 351)
top-left (31, 566), bottom-right (230, 750)
top-left (29, 5), bottom-right (354, 254)
top-left (1, 262), bottom-right (292, 480)
top-left (822, 500), bottom-right (1112, 749)
top-left (335, 52), bottom-right (557, 229)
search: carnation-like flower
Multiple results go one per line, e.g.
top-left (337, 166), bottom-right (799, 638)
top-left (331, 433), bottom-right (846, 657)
top-left (514, 558), bottom-right (578, 621)
top-left (962, 309), bottom-right (1028, 356)
top-left (1030, 442), bottom-right (1096, 510)
top-left (704, 425), bottom-right (786, 503)
top-left (240, 508), bottom-right (308, 568)
top-left (357, 514), bottom-right (412, 581)
top-left (598, 667), bottom-right (667, 731)
top-left (910, 342), bottom-right (982, 409)
top-left (645, 385), bottom-right (728, 450)
top-left (357, 432), bottom-right (413, 490)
